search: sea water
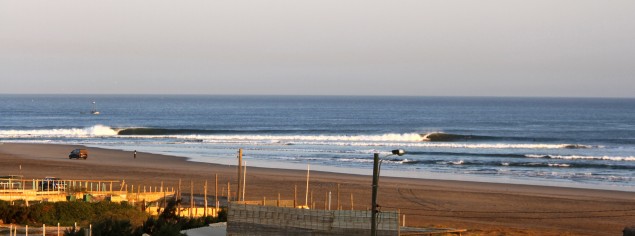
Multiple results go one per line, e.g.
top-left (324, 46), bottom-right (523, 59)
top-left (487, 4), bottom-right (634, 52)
top-left (1, 95), bottom-right (634, 191)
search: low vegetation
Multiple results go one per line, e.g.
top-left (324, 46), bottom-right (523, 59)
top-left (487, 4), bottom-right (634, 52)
top-left (0, 199), bottom-right (226, 236)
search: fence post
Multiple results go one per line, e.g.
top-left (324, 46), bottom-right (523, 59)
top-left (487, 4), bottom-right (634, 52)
top-left (43, 224), bottom-right (45, 236)
top-left (204, 180), bottom-right (208, 217)
top-left (58, 222), bottom-right (61, 236)
top-left (351, 193), bottom-right (354, 210)
top-left (403, 214), bottom-right (406, 227)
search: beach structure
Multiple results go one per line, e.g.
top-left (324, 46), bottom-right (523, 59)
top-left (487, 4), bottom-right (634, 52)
top-left (223, 149), bottom-right (464, 235)
top-left (0, 177), bottom-right (174, 204)
top-left (226, 202), bottom-right (465, 236)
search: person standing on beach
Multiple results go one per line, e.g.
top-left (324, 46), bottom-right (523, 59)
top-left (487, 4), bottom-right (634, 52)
top-left (134, 150), bottom-right (137, 159)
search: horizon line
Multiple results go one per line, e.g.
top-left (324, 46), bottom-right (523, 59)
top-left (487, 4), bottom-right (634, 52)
top-left (1, 93), bottom-right (634, 100)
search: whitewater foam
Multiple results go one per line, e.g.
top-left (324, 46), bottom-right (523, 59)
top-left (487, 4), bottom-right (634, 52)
top-left (539, 155), bottom-right (635, 162)
top-left (0, 125), bottom-right (118, 138)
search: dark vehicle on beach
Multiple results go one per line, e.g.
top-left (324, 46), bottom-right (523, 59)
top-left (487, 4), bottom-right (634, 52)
top-left (69, 149), bottom-right (88, 159)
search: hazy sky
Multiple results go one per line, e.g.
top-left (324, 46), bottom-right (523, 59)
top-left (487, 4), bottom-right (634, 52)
top-left (1, 1), bottom-right (634, 97)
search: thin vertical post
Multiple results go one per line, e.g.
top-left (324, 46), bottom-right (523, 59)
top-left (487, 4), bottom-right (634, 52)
top-left (58, 222), bottom-right (60, 236)
top-left (371, 153), bottom-right (380, 236)
top-left (227, 181), bottom-right (231, 202)
top-left (215, 174), bottom-right (218, 212)
top-left (293, 185), bottom-right (297, 208)
top-left (242, 161), bottom-right (247, 201)
top-left (237, 149), bottom-right (243, 201)
top-left (178, 179), bottom-right (182, 216)
top-left (403, 213), bottom-right (406, 227)
top-left (351, 192), bottom-right (354, 210)
top-left (204, 180), bottom-right (208, 217)
top-left (190, 180), bottom-right (194, 218)
top-left (43, 224), bottom-right (45, 236)
top-left (305, 164), bottom-right (310, 206)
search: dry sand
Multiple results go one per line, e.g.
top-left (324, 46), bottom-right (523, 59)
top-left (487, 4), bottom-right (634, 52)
top-left (1, 143), bottom-right (634, 235)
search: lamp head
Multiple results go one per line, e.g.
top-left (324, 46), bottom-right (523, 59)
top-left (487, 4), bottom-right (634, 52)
top-left (391, 149), bottom-right (406, 156)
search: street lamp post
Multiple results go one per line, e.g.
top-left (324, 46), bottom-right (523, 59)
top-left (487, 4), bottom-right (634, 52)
top-left (371, 149), bottom-right (405, 236)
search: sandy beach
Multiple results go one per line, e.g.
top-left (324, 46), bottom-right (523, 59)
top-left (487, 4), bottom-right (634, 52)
top-left (1, 143), bottom-right (634, 235)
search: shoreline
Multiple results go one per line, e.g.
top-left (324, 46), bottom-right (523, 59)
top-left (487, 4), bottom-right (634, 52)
top-left (2, 143), bottom-right (635, 235)
top-left (89, 143), bottom-right (635, 193)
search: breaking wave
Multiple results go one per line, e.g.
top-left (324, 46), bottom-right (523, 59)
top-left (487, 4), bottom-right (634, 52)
top-left (526, 154), bottom-right (635, 162)
top-left (421, 132), bottom-right (493, 142)
top-left (0, 126), bottom-right (596, 151)
top-left (0, 125), bottom-right (118, 138)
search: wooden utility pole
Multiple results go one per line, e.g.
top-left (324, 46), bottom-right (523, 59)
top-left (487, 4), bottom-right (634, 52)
top-left (305, 164), bottom-right (310, 206)
top-left (237, 149), bottom-right (243, 201)
top-left (227, 181), bottom-right (231, 202)
top-left (215, 174), bottom-right (218, 211)
top-left (204, 180), bottom-right (208, 217)
top-left (242, 161), bottom-right (247, 201)
top-left (178, 179), bottom-right (182, 216)
top-left (371, 153), bottom-right (380, 236)
top-left (190, 180), bottom-right (194, 218)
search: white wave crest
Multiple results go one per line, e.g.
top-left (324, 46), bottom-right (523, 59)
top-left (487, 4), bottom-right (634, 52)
top-left (172, 136), bottom-right (587, 150)
top-left (548, 163), bottom-right (571, 167)
top-left (0, 125), bottom-right (118, 138)
top-left (126, 133), bottom-right (426, 142)
top-left (527, 154), bottom-right (635, 162)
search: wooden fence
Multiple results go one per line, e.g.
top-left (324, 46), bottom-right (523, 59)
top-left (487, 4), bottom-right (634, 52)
top-left (227, 203), bottom-right (399, 236)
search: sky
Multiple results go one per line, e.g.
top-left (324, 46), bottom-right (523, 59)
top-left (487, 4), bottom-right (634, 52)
top-left (1, 1), bottom-right (634, 97)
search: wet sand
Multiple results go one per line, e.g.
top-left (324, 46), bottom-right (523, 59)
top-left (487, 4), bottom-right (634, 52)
top-left (1, 143), bottom-right (634, 235)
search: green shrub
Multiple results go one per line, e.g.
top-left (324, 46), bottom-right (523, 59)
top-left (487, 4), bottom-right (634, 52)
top-left (55, 202), bottom-right (94, 226)
top-left (92, 218), bottom-right (134, 236)
top-left (28, 202), bottom-right (56, 225)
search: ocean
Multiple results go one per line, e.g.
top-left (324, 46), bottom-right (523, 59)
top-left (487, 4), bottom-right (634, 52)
top-left (1, 95), bottom-right (634, 191)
